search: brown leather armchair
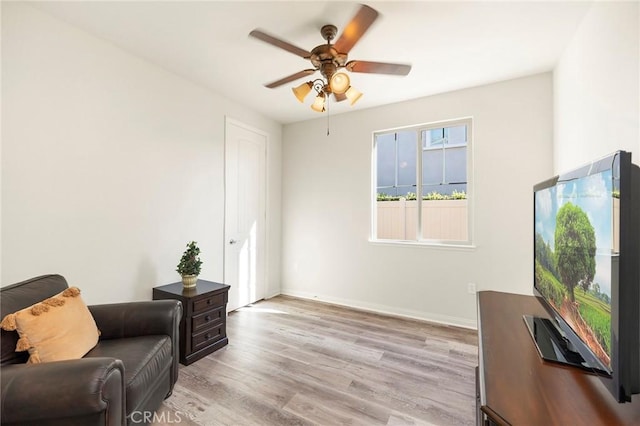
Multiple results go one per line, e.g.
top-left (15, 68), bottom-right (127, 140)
top-left (0, 274), bottom-right (182, 426)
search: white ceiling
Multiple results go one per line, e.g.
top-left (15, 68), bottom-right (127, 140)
top-left (30, 1), bottom-right (592, 124)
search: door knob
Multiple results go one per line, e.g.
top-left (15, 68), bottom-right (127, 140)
top-left (229, 239), bottom-right (237, 245)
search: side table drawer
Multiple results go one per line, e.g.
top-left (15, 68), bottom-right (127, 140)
top-left (192, 293), bottom-right (225, 313)
top-left (192, 307), bottom-right (224, 333)
top-left (192, 325), bottom-right (225, 351)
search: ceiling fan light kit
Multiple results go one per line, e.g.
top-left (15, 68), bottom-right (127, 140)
top-left (329, 73), bottom-right (350, 95)
top-left (292, 81), bottom-right (312, 103)
top-left (310, 92), bottom-right (326, 112)
top-left (249, 4), bottom-right (411, 115)
top-left (345, 86), bottom-right (363, 106)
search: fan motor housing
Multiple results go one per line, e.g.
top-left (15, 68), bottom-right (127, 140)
top-left (310, 24), bottom-right (348, 78)
top-left (310, 45), bottom-right (347, 68)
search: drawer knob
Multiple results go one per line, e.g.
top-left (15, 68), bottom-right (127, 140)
top-left (204, 333), bottom-right (211, 340)
top-left (206, 299), bottom-right (211, 305)
top-left (205, 315), bottom-right (211, 321)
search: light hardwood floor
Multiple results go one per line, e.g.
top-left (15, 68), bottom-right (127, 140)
top-left (154, 296), bottom-right (478, 426)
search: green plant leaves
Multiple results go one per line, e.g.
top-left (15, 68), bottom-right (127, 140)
top-left (176, 241), bottom-right (202, 276)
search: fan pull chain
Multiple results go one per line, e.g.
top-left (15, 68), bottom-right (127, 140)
top-left (326, 94), bottom-right (330, 136)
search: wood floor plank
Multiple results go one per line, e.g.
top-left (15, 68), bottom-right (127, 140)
top-left (154, 295), bottom-right (478, 426)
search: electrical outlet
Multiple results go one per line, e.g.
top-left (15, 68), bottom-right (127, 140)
top-left (467, 283), bottom-right (477, 294)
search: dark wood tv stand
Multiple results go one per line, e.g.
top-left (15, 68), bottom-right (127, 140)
top-left (476, 290), bottom-right (640, 425)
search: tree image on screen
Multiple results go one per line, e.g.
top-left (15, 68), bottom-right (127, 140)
top-left (535, 173), bottom-right (613, 369)
top-left (554, 203), bottom-right (596, 303)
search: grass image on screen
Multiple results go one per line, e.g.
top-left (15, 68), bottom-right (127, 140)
top-left (534, 169), bottom-right (614, 369)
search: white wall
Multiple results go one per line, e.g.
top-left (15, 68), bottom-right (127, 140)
top-left (281, 73), bottom-right (553, 328)
top-left (0, 3), bottom-right (3, 283)
top-left (1, 3), bottom-right (282, 303)
top-left (554, 1), bottom-right (639, 172)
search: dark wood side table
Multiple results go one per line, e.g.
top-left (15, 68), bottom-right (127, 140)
top-left (477, 291), bottom-right (640, 425)
top-left (153, 280), bottom-right (230, 365)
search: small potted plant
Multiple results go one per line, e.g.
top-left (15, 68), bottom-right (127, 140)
top-left (176, 241), bottom-right (202, 289)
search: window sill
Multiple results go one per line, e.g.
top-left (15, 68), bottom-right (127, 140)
top-left (369, 239), bottom-right (477, 251)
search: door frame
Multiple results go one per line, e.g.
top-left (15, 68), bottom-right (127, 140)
top-left (223, 116), bottom-right (269, 309)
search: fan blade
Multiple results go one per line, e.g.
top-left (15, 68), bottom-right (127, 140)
top-left (333, 4), bottom-right (379, 54)
top-left (334, 92), bottom-right (347, 102)
top-left (249, 29), bottom-right (311, 58)
top-left (265, 69), bottom-right (316, 88)
top-left (346, 60), bottom-right (411, 76)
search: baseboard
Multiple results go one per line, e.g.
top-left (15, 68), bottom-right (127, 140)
top-left (279, 288), bottom-right (477, 330)
top-left (264, 290), bottom-right (281, 300)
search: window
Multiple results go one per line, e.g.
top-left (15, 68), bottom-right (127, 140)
top-left (373, 118), bottom-right (472, 244)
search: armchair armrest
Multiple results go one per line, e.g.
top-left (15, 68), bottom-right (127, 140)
top-left (0, 357), bottom-right (125, 426)
top-left (89, 300), bottom-right (182, 389)
top-left (89, 300), bottom-right (182, 340)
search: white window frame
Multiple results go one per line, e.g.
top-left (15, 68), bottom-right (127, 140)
top-left (370, 117), bottom-right (474, 248)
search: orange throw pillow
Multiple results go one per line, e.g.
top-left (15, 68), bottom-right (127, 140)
top-left (0, 287), bottom-right (99, 363)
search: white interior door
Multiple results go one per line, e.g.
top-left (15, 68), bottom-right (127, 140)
top-left (224, 118), bottom-right (267, 311)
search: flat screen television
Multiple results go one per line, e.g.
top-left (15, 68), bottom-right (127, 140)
top-left (527, 150), bottom-right (640, 403)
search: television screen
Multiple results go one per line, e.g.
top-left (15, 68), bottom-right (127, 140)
top-left (531, 150), bottom-right (640, 403)
top-left (533, 159), bottom-right (617, 372)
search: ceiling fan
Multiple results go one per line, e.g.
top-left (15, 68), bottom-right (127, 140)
top-left (249, 4), bottom-right (411, 112)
